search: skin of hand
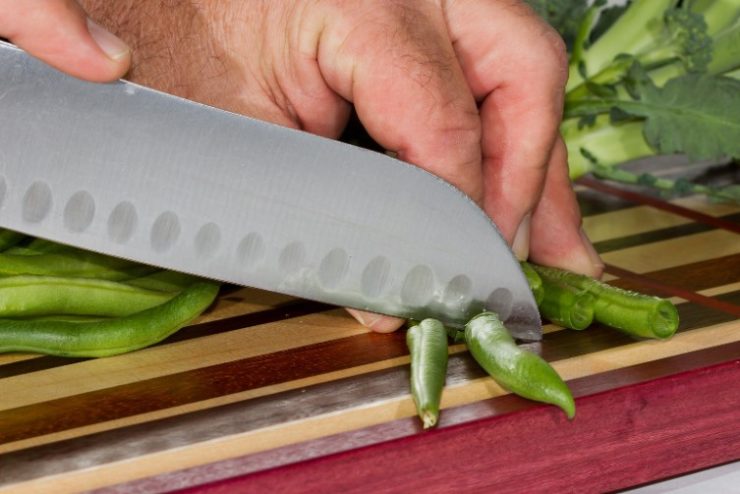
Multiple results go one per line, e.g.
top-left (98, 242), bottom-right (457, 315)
top-left (0, 0), bottom-right (130, 81)
top-left (6, 0), bottom-right (604, 333)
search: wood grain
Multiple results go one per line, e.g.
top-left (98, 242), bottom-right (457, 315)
top-left (0, 167), bottom-right (737, 493)
top-left (169, 352), bottom-right (740, 494)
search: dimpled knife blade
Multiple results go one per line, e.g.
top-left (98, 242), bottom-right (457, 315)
top-left (0, 41), bottom-right (541, 340)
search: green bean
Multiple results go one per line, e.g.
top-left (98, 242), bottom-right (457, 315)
top-left (0, 250), bottom-right (156, 280)
top-left (0, 275), bottom-right (175, 318)
top-left (530, 263), bottom-right (679, 339)
top-left (0, 229), bottom-right (27, 251)
top-left (445, 325), bottom-right (465, 344)
top-left (5, 237), bottom-right (70, 255)
top-left (0, 281), bottom-right (219, 357)
top-left (406, 319), bottom-right (449, 428)
top-left (465, 311), bottom-right (575, 419)
top-left (25, 237), bottom-right (67, 254)
top-left (1, 247), bottom-right (41, 256)
top-left (125, 270), bottom-right (201, 293)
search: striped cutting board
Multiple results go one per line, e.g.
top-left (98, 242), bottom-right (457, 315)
top-left (0, 165), bottom-right (738, 494)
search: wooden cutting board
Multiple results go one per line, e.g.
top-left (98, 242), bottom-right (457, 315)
top-left (1, 168), bottom-right (738, 493)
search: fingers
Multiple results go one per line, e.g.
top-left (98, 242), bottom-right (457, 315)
top-left (345, 309), bottom-right (406, 333)
top-left (316, 1), bottom-right (484, 202)
top-left (444, 0), bottom-right (569, 246)
top-left (529, 138), bottom-right (604, 277)
top-left (0, 0), bottom-right (130, 82)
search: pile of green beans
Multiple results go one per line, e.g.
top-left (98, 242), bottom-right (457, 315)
top-left (0, 229), bottom-right (219, 357)
top-left (405, 263), bottom-right (679, 428)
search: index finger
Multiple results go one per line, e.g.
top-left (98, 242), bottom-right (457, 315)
top-left (316, 0), bottom-right (485, 203)
top-left (444, 0), bottom-right (569, 246)
top-left (0, 0), bottom-right (130, 82)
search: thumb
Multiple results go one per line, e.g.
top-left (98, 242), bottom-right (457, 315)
top-left (0, 0), bottom-right (130, 82)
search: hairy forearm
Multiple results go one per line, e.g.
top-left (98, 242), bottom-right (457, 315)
top-left (79, 0), bottom-right (247, 111)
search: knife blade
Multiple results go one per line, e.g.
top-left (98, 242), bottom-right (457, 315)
top-left (0, 41), bottom-right (541, 340)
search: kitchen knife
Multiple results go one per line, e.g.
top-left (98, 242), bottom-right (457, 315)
top-left (0, 41), bottom-right (541, 340)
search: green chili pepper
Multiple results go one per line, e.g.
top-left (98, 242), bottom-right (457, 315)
top-left (0, 281), bottom-right (219, 357)
top-left (530, 263), bottom-right (679, 339)
top-left (406, 319), bottom-right (449, 428)
top-left (520, 261), bottom-right (544, 306)
top-left (465, 311), bottom-right (575, 419)
top-left (0, 275), bottom-right (175, 318)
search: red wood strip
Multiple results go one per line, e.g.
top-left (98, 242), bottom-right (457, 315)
top-left (605, 263), bottom-right (740, 317)
top-left (94, 340), bottom-right (740, 494)
top-left (578, 176), bottom-right (740, 233)
top-left (174, 356), bottom-right (740, 494)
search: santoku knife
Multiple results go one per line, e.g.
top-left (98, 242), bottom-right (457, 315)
top-left (0, 41), bottom-right (541, 340)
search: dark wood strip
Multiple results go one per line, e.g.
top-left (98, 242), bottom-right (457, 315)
top-left (607, 254), bottom-right (740, 296)
top-left (576, 185), bottom-right (637, 217)
top-left (605, 264), bottom-right (740, 317)
top-left (0, 296), bottom-right (733, 462)
top-left (109, 342), bottom-right (740, 494)
top-left (579, 176), bottom-right (740, 233)
top-left (0, 331), bottom-right (409, 445)
top-left (0, 300), bottom-right (331, 379)
top-left (593, 213), bottom-right (740, 254)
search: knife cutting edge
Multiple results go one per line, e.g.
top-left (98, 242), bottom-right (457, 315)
top-left (0, 41), bottom-right (542, 340)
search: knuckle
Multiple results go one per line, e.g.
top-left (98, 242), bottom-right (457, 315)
top-left (534, 25), bottom-right (569, 85)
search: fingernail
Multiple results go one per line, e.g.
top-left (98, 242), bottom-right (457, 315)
top-left (352, 309), bottom-right (382, 328)
top-left (346, 309), bottom-right (404, 333)
top-left (512, 213), bottom-right (532, 260)
top-left (580, 228), bottom-right (605, 277)
top-left (87, 18), bottom-right (129, 61)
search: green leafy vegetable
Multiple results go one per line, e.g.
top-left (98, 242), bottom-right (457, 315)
top-left (527, 0), bottom-right (740, 202)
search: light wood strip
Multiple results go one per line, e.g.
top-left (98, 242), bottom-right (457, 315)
top-left (699, 282), bottom-right (740, 297)
top-left (3, 319), bottom-right (738, 494)
top-left (0, 310), bottom-right (366, 411)
top-left (600, 230), bottom-right (740, 274)
top-left (583, 206), bottom-right (695, 243)
top-left (0, 354), bottom-right (37, 366)
top-left (582, 194), bottom-right (739, 242)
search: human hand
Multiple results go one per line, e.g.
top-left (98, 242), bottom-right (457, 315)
top-left (0, 0), bottom-right (130, 82)
top-left (80, 0), bottom-right (604, 332)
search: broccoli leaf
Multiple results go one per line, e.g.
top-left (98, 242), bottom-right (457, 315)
top-left (627, 73), bottom-right (740, 160)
